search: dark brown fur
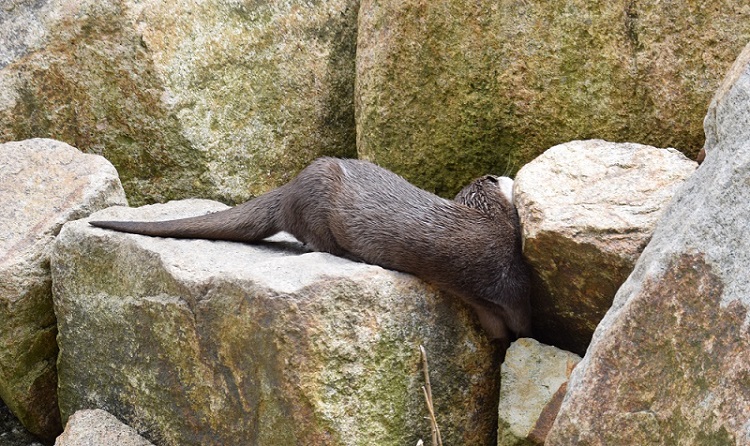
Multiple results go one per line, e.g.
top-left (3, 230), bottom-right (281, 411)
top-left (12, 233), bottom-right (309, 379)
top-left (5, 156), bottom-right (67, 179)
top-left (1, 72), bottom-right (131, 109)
top-left (90, 158), bottom-right (531, 343)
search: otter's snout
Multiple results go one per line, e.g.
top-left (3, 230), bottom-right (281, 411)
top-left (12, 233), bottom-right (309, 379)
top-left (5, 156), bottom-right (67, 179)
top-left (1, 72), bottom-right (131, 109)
top-left (494, 176), bottom-right (514, 203)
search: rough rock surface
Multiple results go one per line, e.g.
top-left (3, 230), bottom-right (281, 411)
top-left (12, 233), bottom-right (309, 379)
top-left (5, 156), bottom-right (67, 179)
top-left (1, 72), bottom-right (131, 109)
top-left (0, 0), bottom-right (358, 205)
top-left (497, 338), bottom-right (581, 446)
top-left (51, 200), bottom-right (501, 446)
top-left (356, 0), bottom-right (749, 197)
top-left (514, 140), bottom-right (696, 355)
top-left (0, 138), bottom-right (127, 441)
top-left (546, 42), bottom-right (750, 445)
top-left (54, 410), bottom-right (153, 446)
top-left (703, 41), bottom-right (750, 155)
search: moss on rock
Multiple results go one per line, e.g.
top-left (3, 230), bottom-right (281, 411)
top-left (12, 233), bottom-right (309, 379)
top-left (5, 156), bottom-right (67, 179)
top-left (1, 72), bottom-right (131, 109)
top-left (356, 0), bottom-right (750, 197)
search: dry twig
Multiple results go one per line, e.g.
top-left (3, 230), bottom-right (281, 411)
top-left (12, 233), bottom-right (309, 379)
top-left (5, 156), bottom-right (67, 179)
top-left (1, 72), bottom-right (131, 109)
top-left (420, 345), bottom-right (443, 446)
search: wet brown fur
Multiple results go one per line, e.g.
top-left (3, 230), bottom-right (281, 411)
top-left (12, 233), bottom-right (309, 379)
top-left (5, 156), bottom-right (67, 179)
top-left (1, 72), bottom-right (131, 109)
top-left (90, 158), bottom-right (531, 343)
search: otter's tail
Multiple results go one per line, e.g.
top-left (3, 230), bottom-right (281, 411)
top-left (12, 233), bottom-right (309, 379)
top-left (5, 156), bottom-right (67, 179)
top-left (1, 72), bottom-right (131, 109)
top-left (89, 190), bottom-right (282, 243)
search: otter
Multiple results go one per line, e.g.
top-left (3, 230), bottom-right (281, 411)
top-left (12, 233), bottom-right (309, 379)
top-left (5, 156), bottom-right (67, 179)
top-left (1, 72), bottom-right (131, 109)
top-left (90, 158), bottom-right (531, 344)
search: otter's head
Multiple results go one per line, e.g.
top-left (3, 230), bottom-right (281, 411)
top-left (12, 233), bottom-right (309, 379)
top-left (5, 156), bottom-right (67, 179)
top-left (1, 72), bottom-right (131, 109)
top-left (454, 175), bottom-right (515, 215)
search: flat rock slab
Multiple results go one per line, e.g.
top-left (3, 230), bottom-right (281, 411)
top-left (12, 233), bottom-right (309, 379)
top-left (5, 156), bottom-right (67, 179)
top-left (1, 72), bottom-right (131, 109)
top-left (54, 410), bottom-right (153, 446)
top-left (0, 138), bottom-right (126, 441)
top-left (514, 140), bottom-right (696, 354)
top-left (546, 42), bottom-right (750, 446)
top-left (497, 338), bottom-right (581, 446)
top-left (51, 199), bottom-right (501, 446)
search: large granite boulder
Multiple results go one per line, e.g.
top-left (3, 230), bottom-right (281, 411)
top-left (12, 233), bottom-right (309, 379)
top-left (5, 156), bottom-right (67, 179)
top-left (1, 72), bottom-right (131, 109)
top-left (497, 338), bottom-right (581, 446)
top-left (514, 140), bottom-right (696, 355)
top-left (0, 0), bottom-right (358, 205)
top-left (546, 42), bottom-right (750, 445)
top-left (0, 138), bottom-right (126, 442)
top-left (356, 0), bottom-right (749, 197)
top-left (54, 410), bottom-right (154, 446)
top-left (51, 200), bottom-right (501, 446)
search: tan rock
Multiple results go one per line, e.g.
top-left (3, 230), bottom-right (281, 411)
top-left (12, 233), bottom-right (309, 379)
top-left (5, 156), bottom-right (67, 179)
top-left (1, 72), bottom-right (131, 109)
top-left (55, 410), bottom-right (153, 446)
top-left (546, 42), bottom-right (750, 446)
top-left (0, 0), bottom-right (358, 205)
top-left (497, 338), bottom-right (581, 446)
top-left (514, 140), bottom-right (696, 354)
top-left (0, 138), bottom-right (126, 442)
top-left (52, 199), bottom-right (501, 446)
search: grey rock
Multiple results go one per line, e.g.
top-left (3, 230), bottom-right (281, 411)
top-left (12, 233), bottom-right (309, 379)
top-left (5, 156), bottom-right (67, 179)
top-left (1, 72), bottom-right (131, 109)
top-left (514, 140), bottom-right (696, 354)
top-left (52, 199), bottom-right (501, 446)
top-left (703, 42), bottom-right (750, 154)
top-left (497, 338), bottom-right (581, 446)
top-left (546, 42), bottom-right (750, 446)
top-left (0, 0), bottom-right (52, 69)
top-left (54, 410), bottom-right (153, 446)
top-left (0, 138), bottom-right (126, 442)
